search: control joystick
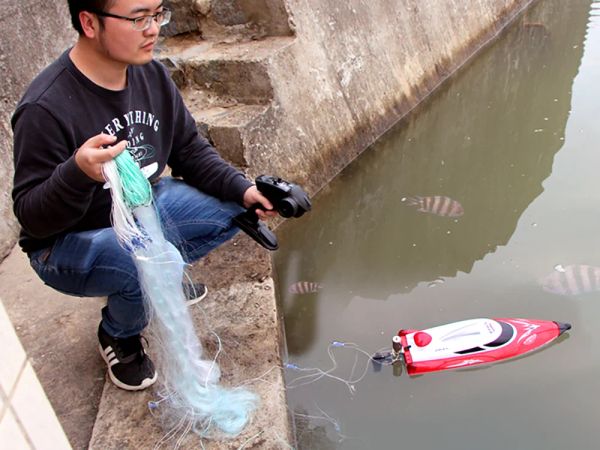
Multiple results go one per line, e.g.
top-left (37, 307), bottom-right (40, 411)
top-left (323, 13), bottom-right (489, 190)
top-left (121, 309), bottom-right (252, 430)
top-left (233, 175), bottom-right (311, 250)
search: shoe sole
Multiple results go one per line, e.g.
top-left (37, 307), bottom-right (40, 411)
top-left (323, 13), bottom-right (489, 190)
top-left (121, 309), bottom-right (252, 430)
top-left (98, 344), bottom-right (158, 391)
top-left (186, 285), bottom-right (208, 306)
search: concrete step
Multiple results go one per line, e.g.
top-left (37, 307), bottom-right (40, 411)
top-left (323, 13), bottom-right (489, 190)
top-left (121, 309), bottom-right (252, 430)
top-left (183, 92), bottom-right (271, 167)
top-left (163, 0), bottom-right (293, 42)
top-left (156, 34), bottom-right (293, 168)
top-left (157, 34), bottom-right (295, 104)
top-left (88, 235), bottom-right (294, 449)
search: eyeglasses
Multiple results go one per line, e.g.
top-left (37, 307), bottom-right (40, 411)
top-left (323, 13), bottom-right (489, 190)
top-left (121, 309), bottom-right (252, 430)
top-left (89, 8), bottom-right (171, 31)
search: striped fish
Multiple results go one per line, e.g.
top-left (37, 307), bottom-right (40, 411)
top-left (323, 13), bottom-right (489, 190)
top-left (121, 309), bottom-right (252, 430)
top-left (288, 281), bottom-right (323, 295)
top-left (541, 264), bottom-right (600, 296)
top-left (405, 196), bottom-right (464, 218)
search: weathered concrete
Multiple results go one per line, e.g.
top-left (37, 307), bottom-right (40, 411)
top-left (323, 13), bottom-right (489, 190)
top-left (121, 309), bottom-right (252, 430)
top-left (0, 0), bottom-right (76, 260)
top-left (163, 0), bottom-right (293, 41)
top-left (0, 232), bottom-right (293, 449)
top-left (159, 0), bottom-right (537, 198)
top-left (198, 0), bottom-right (293, 42)
top-left (157, 35), bottom-right (295, 165)
top-left (162, 0), bottom-right (201, 36)
top-left (242, 0), bottom-right (539, 194)
top-left (0, 247), bottom-right (105, 450)
top-left (89, 235), bottom-right (294, 449)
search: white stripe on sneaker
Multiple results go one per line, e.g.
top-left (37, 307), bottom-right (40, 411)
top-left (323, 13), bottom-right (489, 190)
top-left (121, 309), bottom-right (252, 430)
top-left (98, 343), bottom-right (157, 390)
top-left (104, 346), bottom-right (120, 367)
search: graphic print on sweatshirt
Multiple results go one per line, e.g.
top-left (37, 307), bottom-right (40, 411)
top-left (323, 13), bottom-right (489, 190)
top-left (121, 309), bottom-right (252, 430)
top-left (104, 109), bottom-right (160, 179)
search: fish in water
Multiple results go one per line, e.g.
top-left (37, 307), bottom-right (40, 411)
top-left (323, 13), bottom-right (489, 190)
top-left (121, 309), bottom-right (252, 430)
top-left (404, 196), bottom-right (464, 218)
top-left (541, 264), bottom-right (600, 296)
top-left (288, 281), bottom-right (323, 295)
top-left (427, 277), bottom-right (445, 288)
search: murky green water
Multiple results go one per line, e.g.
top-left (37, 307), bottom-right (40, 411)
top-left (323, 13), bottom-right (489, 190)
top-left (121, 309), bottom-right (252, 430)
top-left (274, 0), bottom-right (600, 448)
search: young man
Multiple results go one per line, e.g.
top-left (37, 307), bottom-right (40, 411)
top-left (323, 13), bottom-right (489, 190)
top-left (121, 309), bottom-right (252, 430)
top-left (12, 0), bottom-right (274, 391)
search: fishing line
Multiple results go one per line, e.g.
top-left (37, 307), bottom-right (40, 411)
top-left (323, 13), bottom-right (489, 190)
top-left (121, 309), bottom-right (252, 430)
top-left (285, 341), bottom-right (393, 393)
top-left (272, 431), bottom-right (296, 450)
top-left (152, 413), bottom-right (188, 450)
top-left (102, 150), bottom-right (258, 440)
top-left (294, 407), bottom-right (342, 435)
top-left (291, 401), bottom-right (354, 445)
top-left (192, 340), bottom-right (377, 447)
top-left (237, 430), bottom-right (265, 449)
top-left (221, 339), bottom-right (388, 447)
top-left (234, 341), bottom-right (392, 393)
top-left (237, 365), bottom-right (283, 388)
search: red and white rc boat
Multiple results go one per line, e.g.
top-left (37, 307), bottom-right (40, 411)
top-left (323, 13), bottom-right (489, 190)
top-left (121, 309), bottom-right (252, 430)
top-left (381, 318), bottom-right (570, 376)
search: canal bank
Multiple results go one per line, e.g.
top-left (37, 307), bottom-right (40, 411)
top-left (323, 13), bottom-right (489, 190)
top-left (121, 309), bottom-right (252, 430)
top-left (0, 0), bottom-right (540, 447)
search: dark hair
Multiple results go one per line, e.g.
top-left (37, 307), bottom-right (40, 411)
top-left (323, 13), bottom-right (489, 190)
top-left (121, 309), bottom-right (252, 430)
top-left (67, 0), bottom-right (114, 34)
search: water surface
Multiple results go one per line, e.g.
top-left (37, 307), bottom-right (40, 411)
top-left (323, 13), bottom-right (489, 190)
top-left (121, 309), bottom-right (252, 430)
top-left (275, 1), bottom-right (600, 449)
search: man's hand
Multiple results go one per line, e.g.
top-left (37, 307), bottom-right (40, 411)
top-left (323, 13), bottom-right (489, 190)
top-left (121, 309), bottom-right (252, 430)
top-left (243, 185), bottom-right (278, 220)
top-left (75, 133), bottom-right (128, 182)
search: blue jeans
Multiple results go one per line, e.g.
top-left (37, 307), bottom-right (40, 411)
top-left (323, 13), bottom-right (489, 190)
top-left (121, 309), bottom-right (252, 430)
top-left (29, 177), bottom-right (244, 338)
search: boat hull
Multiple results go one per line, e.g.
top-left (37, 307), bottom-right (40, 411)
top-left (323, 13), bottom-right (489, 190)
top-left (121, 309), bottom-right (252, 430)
top-left (398, 318), bottom-right (570, 376)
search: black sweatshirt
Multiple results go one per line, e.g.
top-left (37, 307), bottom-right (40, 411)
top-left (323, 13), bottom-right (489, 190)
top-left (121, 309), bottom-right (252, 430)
top-left (12, 50), bottom-right (252, 253)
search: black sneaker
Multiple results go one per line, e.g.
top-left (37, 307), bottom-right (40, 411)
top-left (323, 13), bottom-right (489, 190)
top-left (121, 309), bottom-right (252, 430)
top-left (184, 282), bottom-right (208, 306)
top-left (97, 323), bottom-right (157, 391)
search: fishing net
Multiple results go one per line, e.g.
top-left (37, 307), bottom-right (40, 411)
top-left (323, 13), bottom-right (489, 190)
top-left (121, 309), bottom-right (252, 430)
top-left (102, 150), bottom-right (258, 439)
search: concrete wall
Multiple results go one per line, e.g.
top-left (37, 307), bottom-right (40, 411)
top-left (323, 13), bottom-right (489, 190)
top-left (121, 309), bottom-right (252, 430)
top-left (163, 0), bottom-right (293, 39)
top-left (0, 0), bottom-right (75, 261)
top-left (241, 0), bottom-right (535, 193)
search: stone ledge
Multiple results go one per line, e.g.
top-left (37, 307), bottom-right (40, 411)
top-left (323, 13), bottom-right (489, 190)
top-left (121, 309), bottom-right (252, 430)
top-left (0, 233), bottom-right (293, 449)
top-left (89, 235), bottom-right (294, 449)
top-left (159, 35), bottom-right (295, 62)
top-left (186, 100), bottom-right (272, 166)
top-left (0, 247), bottom-right (105, 449)
top-left (157, 35), bottom-right (295, 101)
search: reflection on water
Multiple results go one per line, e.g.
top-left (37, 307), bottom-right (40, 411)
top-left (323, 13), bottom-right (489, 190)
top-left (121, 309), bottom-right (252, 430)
top-left (274, 0), bottom-right (600, 448)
